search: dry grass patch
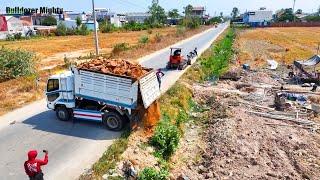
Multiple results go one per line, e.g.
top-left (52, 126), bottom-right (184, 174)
top-left (236, 27), bottom-right (320, 66)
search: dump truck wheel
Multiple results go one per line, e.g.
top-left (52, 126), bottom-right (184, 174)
top-left (178, 64), bottom-right (184, 70)
top-left (56, 106), bottom-right (71, 121)
top-left (103, 112), bottom-right (124, 131)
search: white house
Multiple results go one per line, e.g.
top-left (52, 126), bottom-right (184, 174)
top-left (243, 8), bottom-right (273, 27)
top-left (65, 12), bottom-right (87, 21)
top-left (6, 16), bottom-right (24, 35)
top-left (110, 13), bottom-right (126, 27)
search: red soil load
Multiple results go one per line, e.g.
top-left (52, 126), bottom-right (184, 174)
top-left (77, 57), bottom-right (149, 79)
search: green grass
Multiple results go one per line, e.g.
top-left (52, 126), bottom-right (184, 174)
top-left (182, 28), bottom-right (235, 83)
top-left (92, 130), bottom-right (130, 176)
top-left (201, 28), bottom-right (235, 79)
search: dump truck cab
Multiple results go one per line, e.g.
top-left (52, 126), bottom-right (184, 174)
top-left (46, 71), bottom-right (75, 111)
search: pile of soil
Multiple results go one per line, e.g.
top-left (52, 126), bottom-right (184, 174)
top-left (77, 57), bottom-right (149, 79)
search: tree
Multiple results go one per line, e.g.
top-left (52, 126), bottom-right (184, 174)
top-left (184, 4), bottom-right (193, 17)
top-left (277, 8), bottom-right (295, 22)
top-left (41, 16), bottom-right (57, 26)
top-left (231, 7), bottom-right (239, 19)
top-left (76, 16), bottom-right (82, 28)
top-left (168, 9), bottom-right (180, 18)
top-left (220, 12), bottom-right (223, 17)
top-left (296, 9), bottom-right (302, 14)
top-left (318, 6), bottom-right (320, 15)
top-left (147, 4), bottom-right (167, 26)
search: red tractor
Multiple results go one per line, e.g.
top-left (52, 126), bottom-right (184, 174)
top-left (166, 47), bottom-right (191, 70)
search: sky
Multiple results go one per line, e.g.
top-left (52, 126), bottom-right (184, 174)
top-left (1, 0), bottom-right (320, 16)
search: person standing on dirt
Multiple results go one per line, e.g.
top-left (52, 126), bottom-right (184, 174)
top-left (24, 150), bottom-right (48, 180)
top-left (156, 69), bottom-right (165, 88)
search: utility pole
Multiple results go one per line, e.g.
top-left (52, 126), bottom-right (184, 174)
top-left (92, 0), bottom-right (99, 56)
top-left (293, 0), bottom-right (296, 22)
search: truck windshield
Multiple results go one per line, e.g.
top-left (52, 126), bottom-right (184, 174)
top-left (47, 79), bottom-right (59, 92)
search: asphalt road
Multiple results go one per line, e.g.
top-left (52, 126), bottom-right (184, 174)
top-left (0, 22), bottom-right (229, 180)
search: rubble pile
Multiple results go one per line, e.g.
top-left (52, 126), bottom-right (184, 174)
top-left (77, 58), bottom-right (149, 79)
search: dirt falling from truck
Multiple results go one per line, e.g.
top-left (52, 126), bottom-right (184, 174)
top-left (142, 101), bottom-right (161, 132)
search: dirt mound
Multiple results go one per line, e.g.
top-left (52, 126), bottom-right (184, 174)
top-left (142, 101), bottom-right (161, 132)
top-left (77, 57), bottom-right (149, 79)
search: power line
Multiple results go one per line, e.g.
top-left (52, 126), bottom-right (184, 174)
top-left (118, 0), bottom-right (147, 11)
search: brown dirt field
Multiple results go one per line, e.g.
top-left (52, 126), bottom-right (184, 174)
top-left (0, 28), bottom-right (175, 58)
top-left (236, 27), bottom-right (320, 67)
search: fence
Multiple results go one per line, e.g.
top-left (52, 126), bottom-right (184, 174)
top-left (270, 22), bottom-right (320, 27)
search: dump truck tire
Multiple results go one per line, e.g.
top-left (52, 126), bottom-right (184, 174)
top-left (56, 106), bottom-right (71, 121)
top-left (103, 112), bottom-right (124, 131)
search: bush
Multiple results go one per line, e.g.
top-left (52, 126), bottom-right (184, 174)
top-left (175, 26), bottom-right (186, 37)
top-left (0, 47), bottom-right (35, 82)
top-left (55, 22), bottom-right (67, 36)
top-left (123, 21), bottom-right (149, 31)
top-left (112, 43), bottom-right (130, 54)
top-left (66, 28), bottom-right (76, 36)
top-left (14, 33), bottom-right (23, 40)
top-left (139, 35), bottom-right (149, 44)
top-left (138, 167), bottom-right (168, 180)
top-left (147, 29), bottom-right (153, 34)
top-left (101, 22), bottom-right (116, 33)
top-left (41, 16), bottom-right (57, 26)
top-left (78, 24), bottom-right (90, 36)
top-left (154, 32), bottom-right (162, 43)
top-left (151, 119), bottom-right (180, 159)
top-left (6, 34), bottom-right (15, 41)
top-left (183, 17), bottom-right (201, 29)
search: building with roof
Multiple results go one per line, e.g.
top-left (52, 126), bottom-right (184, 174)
top-left (125, 12), bottom-right (151, 23)
top-left (6, 16), bottom-right (24, 34)
top-left (110, 14), bottom-right (126, 27)
top-left (191, 6), bottom-right (206, 18)
top-left (243, 8), bottom-right (273, 27)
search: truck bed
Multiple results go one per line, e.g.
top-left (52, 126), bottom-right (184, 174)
top-left (73, 67), bottom-right (160, 109)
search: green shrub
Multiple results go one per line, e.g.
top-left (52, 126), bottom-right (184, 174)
top-left (14, 33), bottom-right (23, 40)
top-left (151, 120), bottom-right (180, 159)
top-left (6, 34), bottom-right (15, 41)
top-left (175, 26), bottom-right (186, 37)
top-left (101, 22), bottom-right (116, 33)
top-left (78, 24), bottom-right (90, 36)
top-left (112, 43), bottom-right (130, 54)
top-left (0, 47), bottom-right (35, 82)
top-left (41, 16), bottom-right (57, 26)
top-left (139, 35), bottom-right (149, 44)
top-left (138, 167), bottom-right (168, 180)
top-left (66, 28), bottom-right (76, 35)
top-left (55, 22), bottom-right (67, 36)
top-left (175, 109), bottom-right (188, 127)
top-left (123, 21), bottom-right (149, 31)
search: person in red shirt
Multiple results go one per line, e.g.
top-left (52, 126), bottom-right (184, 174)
top-left (24, 150), bottom-right (48, 180)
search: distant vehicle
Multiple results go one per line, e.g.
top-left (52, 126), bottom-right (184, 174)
top-left (45, 67), bottom-right (161, 131)
top-left (166, 47), bottom-right (191, 70)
